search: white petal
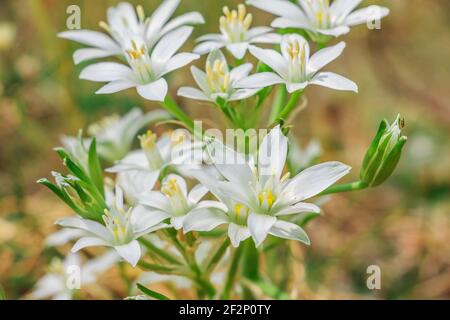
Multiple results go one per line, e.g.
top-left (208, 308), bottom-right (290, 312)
top-left (151, 26), bottom-right (193, 63)
top-left (159, 12), bottom-right (205, 36)
top-left (73, 48), bottom-right (115, 65)
top-left (96, 80), bottom-right (136, 94)
top-left (276, 202), bottom-right (321, 216)
top-left (226, 43), bottom-right (249, 60)
top-left (269, 220), bottom-right (310, 244)
top-left (146, 0), bottom-right (181, 37)
top-left (345, 6), bottom-right (390, 27)
top-left (286, 82), bottom-right (308, 93)
top-left (228, 223), bottom-right (251, 247)
top-left (118, 170), bottom-right (160, 204)
top-left (248, 213), bottom-right (277, 247)
top-left (131, 205), bottom-right (170, 233)
top-left (247, 26), bottom-right (273, 39)
top-left (45, 229), bottom-right (85, 247)
top-left (249, 33), bottom-right (282, 44)
top-left (115, 240), bottom-right (141, 267)
top-left (258, 125), bottom-right (288, 180)
top-left (56, 217), bottom-right (111, 241)
top-left (171, 216), bottom-right (185, 230)
top-left (193, 41), bottom-right (224, 55)
top-left (248, 46), bottom-right (288, 78)
top-left (190, 66), bottom-right (209, 92)
top-left (229, 89), bottom-right (260, 101)
top-left (247, 0), bottom-right (306, 20)
top-left (309, 42), bottom-right (346, 73)
top-left (287, 161), bottom-right (351, 200)
top-left (188, 184), bottom-right (209, 204)
top-left (161, 52), bottom-right (199, 77)
top-left (183, 209), bottom-right (229, 233)
top-left (163, 174), bottom-right (188, 197)
top-left (195, 200), bottom-right (229, 211)
top-left (230, 63), bottom-right (253, 82)
top-left (330, 0), bottom-right (363, 18)
top-left (196, 33), bottom-right (224, 42)
top-left (317, 26), bottom-right (351, 37)
top-left (310, 72), bottom-right (358, 93)
top-left (139, 191), bottom-right (171, 212)
top-left (271, 17), bottom-right (310, 30)
top-left (177, 87), bottom-right (210, 101)
top-left (80, 62), bottom-right (133, 82)
top-left (235, 72), bottom-right (284, 89)
top-left (136, 78), bottom-right (168, 102)
top-left (72, 236), bottom-right (110, 252)
top-left (58, 30), bottom-right (118, 50)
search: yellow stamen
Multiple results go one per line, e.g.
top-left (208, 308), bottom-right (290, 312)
top-left (139, 130), bottom-right (157, 151)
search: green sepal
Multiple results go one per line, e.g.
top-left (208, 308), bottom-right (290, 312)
top-left (361, 119), bottom-right (388, 177)
top-left (88, 139), bottom-right (104, 195)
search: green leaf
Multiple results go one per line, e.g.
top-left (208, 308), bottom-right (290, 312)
top-left (136, 283), bottom-right (170, 300)
top-left (88, 139), bottom-right (104, 195)
top-left (0, 284), bottom-right (6, 300)
top-left (37, 178), bottom-right (80, 214)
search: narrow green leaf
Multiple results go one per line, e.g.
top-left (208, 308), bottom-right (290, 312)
top-left (88, 139), bottom-right (105, 195)
top-left (0, 285), bottom-right (6, 300)
top-left (137, 283), bottom-right (170, 300)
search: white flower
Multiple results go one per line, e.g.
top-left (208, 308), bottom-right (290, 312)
top-left (185, 125), bottom-right (351, 247)
top-left (107, 129), bottom-right (202, 204)
top-left (194, 4), bottom-right (281, 59)
top-left (138, 174), bottom-right (223, 230)
top-left (178, 49), bottom-right (259, 103)
top-left (29, 251), bottom-right (119, 300)
top-left (78, 26), bottom-right (199, 101)
top-left (247, 0), bottom-right (389, 39)
top-left (61, 108), bottom-right (170, 163)
top-left (236, 34), bottom-right (357, 93)
top-left (58, 0), bottom-right (204, 64)
top-left (56, 185), bottom-right (166, 266)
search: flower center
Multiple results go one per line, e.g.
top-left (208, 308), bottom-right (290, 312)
top-left (284, 38), bottom-right (308, 82)
top-left (139, 130), bottom-right (164, 170)
top-left (219, 4), bottom-right (252, 43)
top-left (233, 203), bottom-right (250, 225)
top-left (258, 190), bottom-right (276, 210)
top-left (125, 40), bottom-right (153, 84)
top-left (103, 207), bottom-right (132, 245)
top-left (306, 0), bottom-right (331, 28)
top-left (206, 59), bottom-right (230, 93)
top-left (161, 178), bottom-right (189, 216)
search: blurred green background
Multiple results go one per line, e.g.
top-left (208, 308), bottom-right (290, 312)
top-left (0, 0), bottom-right (449, 299)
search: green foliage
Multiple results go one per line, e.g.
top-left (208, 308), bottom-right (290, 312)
top-left (137, 283), bottom-right (170, 300)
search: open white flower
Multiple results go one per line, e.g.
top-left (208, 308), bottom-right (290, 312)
top-left (138, 174), bottom-right (223, 230)
top-left (107, 129), bottom-right (202, 204)
top-left (56, 185), bottom-right (166, 266)
top-left (194, 4), bottom-right (281, 59)
top-left (29, 251), bottom-right (119, 300)
top-left (247, 0), bottom-right (389, 39)
top-left (58, 0), bottom-right (204, 64)
top-left (61, 108), bottom-right (170, 164)
top-left (186, 126), bottom-right (351, 247)
top-left (178, 49), bottom-right (259, 103)
top-left (236, 34), bottom-right (357, 93)
top-left (78, 26), bottom-right (199, 101)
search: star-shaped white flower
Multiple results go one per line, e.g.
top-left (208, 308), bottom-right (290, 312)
top-left (78, 26), bottom-right (199, 101)
top-left (236, 34), bottom-right (357, 93)
top-left (56, 185), bottom-right (167, 266)
top-left (138, 174), bottom-right (224, 230)
top-left (58, 0), bottom-right (204, 64)
top-left (186, 125), bottom-right (351, 247)
top-left (194, 4), bottom-right (281, 59)
top-left (247, 0), bottom-right (389, 39)
top-left (178, 49), bottom-right (259, 103)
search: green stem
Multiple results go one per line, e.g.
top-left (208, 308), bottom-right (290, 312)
top-left (221, 245), bottom-right (244, 300)
top-left (268, 85), bottom-right (287, 125)
top-left (137, 261), bottom-right (188, 276)
top-left (139, 238), bottom-right (183, 266)
top-left (276, 90), bottom-right (302, 122)
top-left (320, 181), bottom-right (368, 196)
top-left (204, 238), bottom-right (230, 275)
top-left (160, 95), bottom-right (194, 132)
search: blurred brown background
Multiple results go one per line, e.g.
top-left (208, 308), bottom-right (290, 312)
top-left (0, 0), bottom-right (449, 299)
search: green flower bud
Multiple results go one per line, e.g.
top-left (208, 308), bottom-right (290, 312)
top-left (360, 115), bottom-right (407, 187)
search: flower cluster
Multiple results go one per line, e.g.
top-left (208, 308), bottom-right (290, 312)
top-left (35, 0), bottom-right (406, 300)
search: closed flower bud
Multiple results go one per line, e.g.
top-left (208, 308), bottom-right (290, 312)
top-left (360, 115), bottom-right (407, 187)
